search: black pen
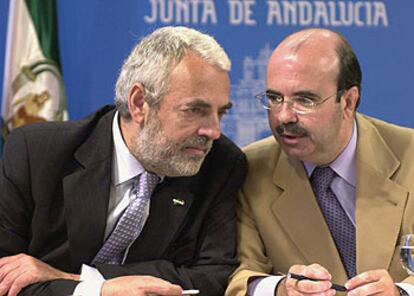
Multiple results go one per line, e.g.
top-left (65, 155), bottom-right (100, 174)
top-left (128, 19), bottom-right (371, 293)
top-left (288, 272), bottom-right (347, 292)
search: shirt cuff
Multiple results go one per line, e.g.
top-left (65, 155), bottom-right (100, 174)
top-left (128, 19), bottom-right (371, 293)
top-left (396, 283), bottom-right (414, 296)
top-left (73, 264), bottom-right (106, 296)
top-left (250, 275), bottom-right (284, 296)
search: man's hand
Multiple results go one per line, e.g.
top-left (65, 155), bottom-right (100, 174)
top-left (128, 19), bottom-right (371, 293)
top-left (101, 275), bottom-right (183, 296)
top-left (345, 269), bottom-right (400, 296)
top-left (277, 264), bottom-right (335, 296)
top-left (0, 253), bottom-right (80, 296)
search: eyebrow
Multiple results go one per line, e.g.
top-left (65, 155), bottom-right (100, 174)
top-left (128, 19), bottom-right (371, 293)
top-left (221, 102), bottom-right (233, 111)
top-left (185, 99), bottom-right (233, 111)
top-left (292, 90), bottom-right (319, 98)
top-left (266, 89), bottom-right (318, 98)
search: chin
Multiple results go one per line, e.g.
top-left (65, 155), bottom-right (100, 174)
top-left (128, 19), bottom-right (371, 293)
top-left (283, 148), bottom-right (313, 162)
top-left (159, 159), bottom-right (204, 177)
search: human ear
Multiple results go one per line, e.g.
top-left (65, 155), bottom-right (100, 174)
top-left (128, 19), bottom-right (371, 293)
top-left (128, 84), bottom-right (148, 124)
top-left (342, 86), bottom-right (359, 115)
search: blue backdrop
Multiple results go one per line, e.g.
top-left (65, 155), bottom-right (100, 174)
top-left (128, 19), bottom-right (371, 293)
top-left (1, 0), bottom-right (413, 146)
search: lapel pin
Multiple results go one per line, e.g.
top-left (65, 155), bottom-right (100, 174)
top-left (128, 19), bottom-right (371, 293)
top-left (172, 198), bottom-right (185, 206)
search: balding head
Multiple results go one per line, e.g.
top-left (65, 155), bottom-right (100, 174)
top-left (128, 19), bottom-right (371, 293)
top-left (274, 28), bottom-right (339, 56)
top-left (269, 28), bottom-right (362, 107)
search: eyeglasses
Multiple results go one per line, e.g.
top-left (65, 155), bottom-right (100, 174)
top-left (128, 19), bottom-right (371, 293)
top-left (255, 90), bottom-right (344, 115)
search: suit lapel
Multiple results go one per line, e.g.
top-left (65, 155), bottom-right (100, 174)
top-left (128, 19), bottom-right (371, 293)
top-left (63, 110), bottom-right (114, 270)
top-left (355, 115), bottom-right (408, 273)
top-left (271, 151), bottom-right (348, 282)
top-left (127, 177), bottom-right (196, 260)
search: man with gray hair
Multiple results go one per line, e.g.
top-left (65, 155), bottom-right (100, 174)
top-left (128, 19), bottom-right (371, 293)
top-left (0, 26), bottom-right (246, 296)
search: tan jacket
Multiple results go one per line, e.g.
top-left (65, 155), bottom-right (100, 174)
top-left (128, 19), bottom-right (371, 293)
top-left (226, 114), bottom-right (414, 296)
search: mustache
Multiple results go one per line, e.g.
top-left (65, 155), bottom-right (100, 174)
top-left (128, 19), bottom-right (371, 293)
top-left (275, 123), bottom-right (308, 137)
top-left (182, 135), bottom-right (213, 150)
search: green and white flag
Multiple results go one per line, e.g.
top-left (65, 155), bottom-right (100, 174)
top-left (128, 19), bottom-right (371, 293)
top-left (1, 0), bottom-right (68, 145)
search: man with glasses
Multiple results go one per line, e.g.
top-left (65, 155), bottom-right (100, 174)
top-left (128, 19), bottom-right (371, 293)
top-left (226, 28), bottom-right (414, 296)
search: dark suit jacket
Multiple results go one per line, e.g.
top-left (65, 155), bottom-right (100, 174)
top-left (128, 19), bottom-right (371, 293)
top-left (0, 105), bottom-right (247, 296)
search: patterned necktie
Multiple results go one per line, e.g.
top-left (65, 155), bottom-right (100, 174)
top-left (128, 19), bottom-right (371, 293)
top-left (92, 171), bottom-right (159, 264)
top-left (310, 166), bottom-right (356, 278)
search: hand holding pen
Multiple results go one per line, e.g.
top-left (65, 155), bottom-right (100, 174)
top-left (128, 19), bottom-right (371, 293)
top-left (288, 273), bottom-right (346, 292)
top-left (280, 264), bottom-right (346, 295)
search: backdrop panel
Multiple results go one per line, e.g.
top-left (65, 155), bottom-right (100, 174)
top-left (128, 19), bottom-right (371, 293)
top-left (1, 0), bottom-right (413, 146)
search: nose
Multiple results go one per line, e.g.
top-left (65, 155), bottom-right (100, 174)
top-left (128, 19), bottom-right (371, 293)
top-left (198, 114), bottom-right (221, 140)
top-left (273, 101), bottom-right (298, 124)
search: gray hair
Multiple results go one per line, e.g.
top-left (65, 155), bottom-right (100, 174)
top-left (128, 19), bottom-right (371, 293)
top-left (115, 26), bottom-right (231, 119)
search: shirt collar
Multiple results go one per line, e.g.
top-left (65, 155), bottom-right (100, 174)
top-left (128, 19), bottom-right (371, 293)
top-left (112, 112), bottom-right (145, 186)
top-left (304, 120), bottom-right (357, 187)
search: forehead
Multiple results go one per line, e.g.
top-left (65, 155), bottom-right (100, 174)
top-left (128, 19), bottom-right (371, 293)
top-left (267, 35), bottom-right (340, 93)
top-left (161, 53), bottom-right (230, 107)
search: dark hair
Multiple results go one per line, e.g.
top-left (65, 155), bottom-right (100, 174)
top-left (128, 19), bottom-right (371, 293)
top-left (335, 34), bottom-right (362, 108)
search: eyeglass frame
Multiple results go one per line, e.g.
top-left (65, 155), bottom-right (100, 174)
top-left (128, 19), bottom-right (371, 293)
top-left (255, 89), bottom-right (346, 115)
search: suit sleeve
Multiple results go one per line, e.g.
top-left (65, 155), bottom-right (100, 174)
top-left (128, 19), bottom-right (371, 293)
top-left (0, 129), bottom-right (33, 257)
top-left (225, 187), bottom-right (275, 296)
top-left (95, 153), bottom-right (247, 296)
top-left (0, 130), bottom-right (80, 296)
